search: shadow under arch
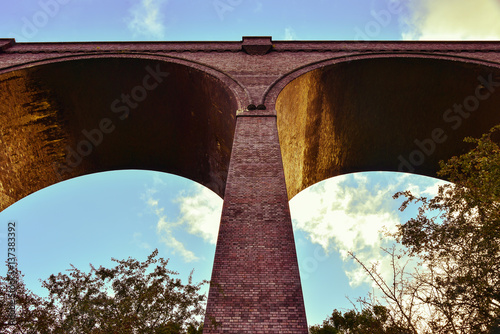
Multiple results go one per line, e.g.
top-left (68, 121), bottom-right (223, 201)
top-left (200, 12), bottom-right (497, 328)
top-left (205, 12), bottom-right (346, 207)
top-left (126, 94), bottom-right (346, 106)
top-left (0, 56), bottom-right (243, 211)
top-left (273, 55), bottom-right (500, 200)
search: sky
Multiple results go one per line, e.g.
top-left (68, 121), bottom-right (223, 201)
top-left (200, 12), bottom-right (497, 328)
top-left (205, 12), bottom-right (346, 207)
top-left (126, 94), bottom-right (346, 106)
top-left (1, 0), bottom-right (500, 327)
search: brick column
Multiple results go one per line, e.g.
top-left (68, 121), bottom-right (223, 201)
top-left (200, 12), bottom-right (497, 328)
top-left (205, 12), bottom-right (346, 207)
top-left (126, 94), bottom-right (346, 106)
top-left (203, 113), bottom-right (308, 333)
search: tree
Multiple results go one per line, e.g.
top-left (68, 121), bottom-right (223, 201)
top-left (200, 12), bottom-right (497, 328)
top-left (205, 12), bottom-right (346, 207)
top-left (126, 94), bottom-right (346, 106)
top-left (348, 247), bottom-right (425, 334)
top-left (1, 249), bottom-right (207, 333)
top-left (0, 266), bottom-right (57, 333)
top-left (338, 125), bottom-right (500, 333)
top-left (348, 246), bottom-right (469, 334)
top-left (393, 125), bottom-right (500, 333)
top-left (309, 303), bottom-right (413, 334)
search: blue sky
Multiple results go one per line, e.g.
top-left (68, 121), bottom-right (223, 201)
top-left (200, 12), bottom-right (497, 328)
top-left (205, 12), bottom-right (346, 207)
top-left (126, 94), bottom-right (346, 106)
top-left (1, 0), bottom-right (500, 327)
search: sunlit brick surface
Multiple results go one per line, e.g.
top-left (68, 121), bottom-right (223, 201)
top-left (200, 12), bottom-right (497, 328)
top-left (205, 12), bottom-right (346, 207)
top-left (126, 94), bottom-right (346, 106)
top-left (203, 116), bottom-right (308, 333)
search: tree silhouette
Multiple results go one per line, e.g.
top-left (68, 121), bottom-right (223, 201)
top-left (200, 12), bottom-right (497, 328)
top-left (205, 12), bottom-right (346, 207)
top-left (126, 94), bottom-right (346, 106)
top-left (1, 249), bottom-right (206, 333)
top-left (315, 125), bottom-right (500, 333)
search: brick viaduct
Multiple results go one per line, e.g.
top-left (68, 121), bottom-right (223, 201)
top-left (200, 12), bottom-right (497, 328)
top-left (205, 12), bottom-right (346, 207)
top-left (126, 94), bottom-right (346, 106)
top-left (1, 36), bottom-right (500, 333)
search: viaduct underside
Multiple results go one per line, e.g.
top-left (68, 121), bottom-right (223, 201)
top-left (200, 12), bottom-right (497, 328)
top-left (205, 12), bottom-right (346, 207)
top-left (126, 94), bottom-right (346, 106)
top-left (1, 37), bottom-right (500, 333)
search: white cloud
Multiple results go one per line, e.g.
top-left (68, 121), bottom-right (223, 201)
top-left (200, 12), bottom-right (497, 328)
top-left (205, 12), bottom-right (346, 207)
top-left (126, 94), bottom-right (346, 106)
top-left (132, 232), bottom-right (151, 250)
top-left (290, 173), bottom-right (444, 287)
top-left (127, 0), bottom-right (168, 40)
top-left (147, 193), bottom-right (199, 262)
top-left (401, 0), bottom-right (500, 40)
top-left (142, 178), bottom-right (222, 263)
top-left (284, 26), bottom-right (298, 40)
top-left (175, 184), bottom-right (223, 245)
top-left (254, 1), bottom-right (263, 13)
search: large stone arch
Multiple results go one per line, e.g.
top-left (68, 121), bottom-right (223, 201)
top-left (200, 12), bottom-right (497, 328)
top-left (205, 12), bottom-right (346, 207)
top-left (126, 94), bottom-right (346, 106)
top-left (0, 55), bottom-right (247, 211)
top-left (270, 54), bottom-right (500, 199)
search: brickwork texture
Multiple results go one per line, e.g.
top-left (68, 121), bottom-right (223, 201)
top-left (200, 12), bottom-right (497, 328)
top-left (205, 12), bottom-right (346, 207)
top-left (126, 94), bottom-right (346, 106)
top-left (203, 115), bottom-right (308, 333)
top-left (2, 37), bottom-right (500, 333)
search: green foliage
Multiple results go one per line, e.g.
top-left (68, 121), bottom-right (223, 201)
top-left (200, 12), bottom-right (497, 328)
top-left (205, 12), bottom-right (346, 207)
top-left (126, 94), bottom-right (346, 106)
top-left (309, 305), bottom-right (412, 334)
top-left (0, 250), bottom-right (207, 333)
top-left (317, 125), bottom-right (500, 334)
top-left (0, 267), bottom-right (56, 333)
top-left (393, 125), bottom-right (500, 333)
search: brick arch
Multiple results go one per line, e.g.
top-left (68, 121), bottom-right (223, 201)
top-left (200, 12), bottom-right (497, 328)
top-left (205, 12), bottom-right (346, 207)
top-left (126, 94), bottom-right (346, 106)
top-left (0, 53), bottom-right (250, 109)
top-left (0, 55), bottom-right (247, 211)
top-left (264, 52), bottom-right (500, 109)
top-left (268, 54), bottom-right (500, 199)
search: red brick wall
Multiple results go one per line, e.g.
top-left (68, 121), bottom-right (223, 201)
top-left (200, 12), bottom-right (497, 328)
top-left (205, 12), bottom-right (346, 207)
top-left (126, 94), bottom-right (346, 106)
top-left (203, 114), bottom-right (308, 333)
top-left (3, 38), bottom-right (500, 333)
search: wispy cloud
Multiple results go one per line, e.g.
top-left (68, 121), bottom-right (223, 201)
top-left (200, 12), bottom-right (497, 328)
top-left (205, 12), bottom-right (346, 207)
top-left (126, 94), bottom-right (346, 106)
top-left (175, 184), bottom-right (222, 245)
top-left (132, 232), bottom-right (151, 250)
top-left (142, 176), bottom-right (222, 262)
top-left (284, 26), bottom-right (297, 40)
top-left (253, 1), bottom-right (263, 13)
top-left (145, 189), bottom-right (199, 262)
top-left (401, 0), bottom-right (500, 40)
top-left (290, 173), bottom-right (445, 287)
top-left (127, 0), bottom-right (168, 40)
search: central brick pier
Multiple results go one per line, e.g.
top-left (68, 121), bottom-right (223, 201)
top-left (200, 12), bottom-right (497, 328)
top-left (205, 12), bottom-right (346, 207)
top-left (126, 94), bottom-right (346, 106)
top-left (203, 113), bottom-right (308, 333)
